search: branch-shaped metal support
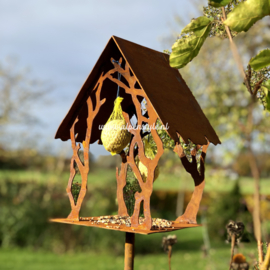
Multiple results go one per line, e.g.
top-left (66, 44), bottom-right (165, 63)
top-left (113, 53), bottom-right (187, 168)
top-left (108, 58), bottom-right (164, 230)
top-left (174, 138), bottom-right (209, 224)
top-left (116, 151), bottom-right (129, 216)
top-left (66, 75), bottom-right (106, 221)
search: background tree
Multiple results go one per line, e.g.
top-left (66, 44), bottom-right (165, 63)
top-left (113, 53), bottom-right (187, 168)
top-left (0, 57), bottom-right (51, 148)
top-left (0, 57), bottom-right (56, 171)
top-left (164, 1), bottom-right (270, 266)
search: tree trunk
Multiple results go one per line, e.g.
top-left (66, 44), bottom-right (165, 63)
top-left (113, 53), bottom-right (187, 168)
top-left (246, 99), bottom-right (263, 264)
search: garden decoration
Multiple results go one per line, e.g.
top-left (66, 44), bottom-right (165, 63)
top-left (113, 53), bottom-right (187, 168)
top-left (51, 36), bottom-right (220, 269)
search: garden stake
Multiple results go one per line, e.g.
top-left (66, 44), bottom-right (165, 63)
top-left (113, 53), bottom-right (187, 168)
top-left (229, 234), bottom-right (236, 270)
top-left (168, 245), bottom-right (172, 270)
top-left (125, 232), bottom-right (135, 270)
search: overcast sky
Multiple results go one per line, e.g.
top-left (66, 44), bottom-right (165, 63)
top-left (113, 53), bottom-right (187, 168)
top-left (1, 0), bottom-right (206, 158)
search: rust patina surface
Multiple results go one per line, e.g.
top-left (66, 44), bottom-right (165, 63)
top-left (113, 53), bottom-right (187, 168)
top-left (52, 36), bottom-right (220, 234)
top-left (50, 217), bottom-right (200, 235)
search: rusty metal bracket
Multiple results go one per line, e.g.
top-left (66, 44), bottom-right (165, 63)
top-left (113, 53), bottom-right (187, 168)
top-left (174, 137), bottom-right (210, 224)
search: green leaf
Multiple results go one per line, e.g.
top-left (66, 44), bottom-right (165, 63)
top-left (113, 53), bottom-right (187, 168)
top-left (169, 17), bottom-right (213, 69)
top-left (261, 86), bottom-right (270, 111)
top-left (263, 79), bottom-right (270, 89)
top-left (224, 0), bottom-right (270, 32)
top-left (181, 16), bottom-right (213, 36)
top-left (261, 79), bottom-right (270, 111)
top-left (249, 49), bottom-right (270, 71)
top-left (208, 0), bottom-right (232, 7)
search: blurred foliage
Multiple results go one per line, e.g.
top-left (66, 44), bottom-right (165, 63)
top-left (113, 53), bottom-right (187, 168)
top-left (0, 147), bottom-right (94, 173)
top-left (0, 147), bottom-right (67, 171)
top-left (123, 165), bottom-right (141, 216)
top-left (2, 162), bottom-right (270, 253)
top-left (71, 182), bottom-right (81, 204)
top-left (248, 65), bottom-right (270, 110)
top-left (143, 118), bottom-right (202, 170)
top-left (159, 149), bottom-right (181, 174)
top-left (0, 178), bottom-right (125, 254)
top-left (73, 150), bottom-right (94, 174)
top-left (0, 57), bottom-right (49, 126)
top-left (0, 175), bottom-right (195, 254)
top-left (204, 0), bottom-right (245, 38)
top-left (232, 152), bottom-right (270, 177)
top-left (207, 181), bottom-right (253, 242)
top-left (95, 154), bottom-right (121, 169)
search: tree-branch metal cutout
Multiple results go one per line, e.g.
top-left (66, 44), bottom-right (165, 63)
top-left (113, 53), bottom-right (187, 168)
top-left (66, 75), bottom-right (106, 220)
top-left (108, 58), bottom-right (164, 230)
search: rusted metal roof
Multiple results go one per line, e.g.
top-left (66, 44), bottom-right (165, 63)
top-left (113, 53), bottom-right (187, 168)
top-left (55, 36), bottom-right (220, 146)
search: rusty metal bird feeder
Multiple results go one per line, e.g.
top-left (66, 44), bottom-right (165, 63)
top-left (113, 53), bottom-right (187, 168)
top-left (51, 36), bottom-right (221, 269)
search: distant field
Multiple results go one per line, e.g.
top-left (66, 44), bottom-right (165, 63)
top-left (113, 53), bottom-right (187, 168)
top-left (1, 168), bottom-right (269, 194)
top-left (154, 172), bottom-right (270, 195)
top-left (0, 169), bottom-right (114, 188)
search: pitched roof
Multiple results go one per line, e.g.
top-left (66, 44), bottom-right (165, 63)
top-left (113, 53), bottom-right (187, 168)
top-left (55, 36), bottom-right (220, 146)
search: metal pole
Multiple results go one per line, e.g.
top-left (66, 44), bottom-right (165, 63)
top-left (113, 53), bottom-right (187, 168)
top-left (124, 232), bottom-right (135, 270)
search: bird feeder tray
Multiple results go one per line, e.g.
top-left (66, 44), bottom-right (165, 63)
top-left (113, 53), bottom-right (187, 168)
top-left (51, 217), bottom-right (201, 235)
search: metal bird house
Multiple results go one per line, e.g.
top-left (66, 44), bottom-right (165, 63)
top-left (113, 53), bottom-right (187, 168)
top-left (51, 36), bottom-right (220, 268)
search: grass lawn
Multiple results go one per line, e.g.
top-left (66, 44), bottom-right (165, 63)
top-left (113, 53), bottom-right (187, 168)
top-left (0, 227), bottom-right (258, 270)
top-left (0, 243), bottom-right (257, 270)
